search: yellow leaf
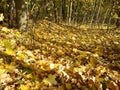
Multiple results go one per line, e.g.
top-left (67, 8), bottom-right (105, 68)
top-left (34, 49), bottom-right (40, 53)
top-left (113, 13), bottom-right (119, 19)
top-left (73, 48), bottom-right (78, 53)
top-left (66, 83), bottom-right (71, 90)
top-left (50, 63), bottom-right (55, 69)
top-left (80, 51), bottom-right (88, 57)
top-left (66, 42), bottom-right (71, 45)
top-left (3, 40), bottom-right (10, 48)
top-left (58, 86), bottom-right (64, 90)
top-left (36, 33), bottom-right (42, 38)
top-left (77, 51), bottom-right (89, 60)
top-left (26, 50), bottom-right (34, 57)
top-left (20, 84), bottom-right (30, 90)
top-left (11, 39), bottom-right (16, 48)
top-left (72, 37), bottom-right (76, 40)
top-left (20, 46), bottom-right (26, 50)
top-left (2, 39), bottom-right (14, 55)
top-left (26, 74), bottom-right (33, 78)
top-left (89, 55), bottom-right (97, 66)
top-left (43, 74), bottom-right (57, 86)
top-left (16, 53), bottom-right (25, 60)
top-left (50, 63), bottom-right (58, 69)
top-left (6, 64), bottom-right (15, 71)
top-left (16, 31), bottom-right (21, 37)
top-left (5, 48), bottom-right (14, 55)
top-left (35, 81), bottom-right (40, 86)
top-left (0, 69), bottom-right (6, 73)
top-left (1, 27), bottom-right (10, 33)
top-left (56, 49), bottom-right (65, 56)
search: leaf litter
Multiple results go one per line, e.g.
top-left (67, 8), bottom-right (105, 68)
top-left (0, 20), bottom-right (120, 89)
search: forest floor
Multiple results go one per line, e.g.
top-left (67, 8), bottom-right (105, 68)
top-left (0, 20), bottom-right (120, 90)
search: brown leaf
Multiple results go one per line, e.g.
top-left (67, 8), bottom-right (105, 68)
top-left (107, 81), bottom-right (119, 90)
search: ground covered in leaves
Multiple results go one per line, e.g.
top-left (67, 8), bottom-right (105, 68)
top-left (0, 20), bottom-right (120, 90)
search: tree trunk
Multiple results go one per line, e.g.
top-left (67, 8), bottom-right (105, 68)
top-left (96, 0), bottom-right (102, 29)
top-left (0, 1), bottom-right (3, 24)
top-left (90, 0), bottom-right (97, 28)
top-left (7, 0), bottom-right (16, 28)
top-left (68, 0), bottom-right (72, 25)
top-left (62, 0), bottom-right (67, 22)
top-left (53, 0), bottom-right (58, 23)
top-left (116, 11), bottom-right (120, 28)
top-left (14, 0), bottom-right (27, 32)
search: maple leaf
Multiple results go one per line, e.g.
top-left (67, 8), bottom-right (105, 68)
top-left (5, 48), bottom-right (14, 55)
top-left (43, 74), bottom-right (57, 86)
top-left (2, 39), bottom-right (14, 55)
top-left (0, 69), bottom-right (6, 73)
top-left (20, 84), bottom-right (30, 90)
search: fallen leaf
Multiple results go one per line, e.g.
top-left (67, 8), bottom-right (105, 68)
top-left (43, 74), bottom-right (57, 86)
top-left (20, 84), bottom-right (30, 90)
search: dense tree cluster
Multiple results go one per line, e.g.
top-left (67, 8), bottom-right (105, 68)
top-left (0, 0), bottom-right (120, 32)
